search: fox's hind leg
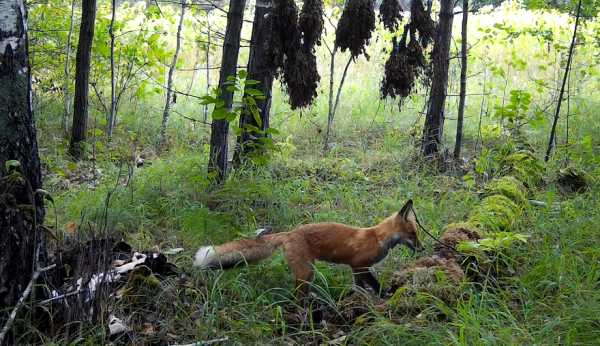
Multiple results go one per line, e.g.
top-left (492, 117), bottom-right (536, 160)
top-left (282, 242), bottom-right (314, 302)
top-left (352, 267), bottom-right (382, 296)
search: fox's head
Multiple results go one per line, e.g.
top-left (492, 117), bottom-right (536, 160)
top-left (395, 200), bottom-right (423, 252)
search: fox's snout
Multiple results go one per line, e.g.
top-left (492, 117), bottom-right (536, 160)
top-left (404, 238), bottom-right (424, 253)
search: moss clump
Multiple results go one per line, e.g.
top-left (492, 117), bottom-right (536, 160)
top-left (118, 266), bottom-right (162, 308)
top-left (435, 223), bottom-right (481, 259)
top-left (484, 176), bottom-right (528, 206)
top-left (556, 166), bottom-right (592, 193)
top-left (468, 194), bottom-right (521, 233)
top-left (388, 257), bottom-right (465, 314)
top-left (501, 150), bottom-right (544, 188)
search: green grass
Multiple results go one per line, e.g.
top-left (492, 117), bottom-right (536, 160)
top-left (37, 130), bottom-right (600, 344)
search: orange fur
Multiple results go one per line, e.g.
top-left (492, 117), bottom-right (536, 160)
top-left (194, 200), bottom-right (422, 297)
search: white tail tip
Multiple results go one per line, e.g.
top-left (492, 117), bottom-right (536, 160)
top-left (194, 246), bottom-right (216, 268)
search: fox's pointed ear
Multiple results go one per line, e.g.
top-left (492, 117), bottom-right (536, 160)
top-left (399, 199), bottom-right (415, 222)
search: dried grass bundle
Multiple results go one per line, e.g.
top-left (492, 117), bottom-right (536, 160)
top-left (270, 0), bottom-right (321, 108)
top-left (299, 0), bottom-right (324, 49)
top-left (380, 30), bottom-right (415, 99)
top-left (270, 0), bottom-right (301, 70)
top-left (410, 0), bottom-right (435, 47)
top-left (335, 0), bottom-right (376, 58)
top-left (379, 0), bottom-right (403, 32)
top-left (282, 48), bottom-right (320, 109)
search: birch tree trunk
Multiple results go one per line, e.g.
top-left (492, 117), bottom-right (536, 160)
top-left (421, 0), bottom-right (454, 157)
top-left (204, 22), bottom-right (211, 122)
top-left (0, 0), bottom-right (45, 329)
top-left (208, 0), bottom-right (246, 181)
top-left (158, 0), bottom-right (186, 150)
top-left (107, 0), bottom-right (117, 140)
top-left (453, 0), bottom-right (468, 160)
top-left (62, 0), bottom-right (76, 137)
top-left (69, 0), bottom-right (97, 160)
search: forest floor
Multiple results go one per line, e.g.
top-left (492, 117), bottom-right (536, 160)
top-left (30, 115), bottom-right (600, 345)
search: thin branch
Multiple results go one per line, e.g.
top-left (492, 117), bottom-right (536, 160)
top-left (90, 82), bottom-right (110, 115)
top-left (545, 0), bottom-right (582, 162)
top-left (0, 265), bottom-right (57, 344)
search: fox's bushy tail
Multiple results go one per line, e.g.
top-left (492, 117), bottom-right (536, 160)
top-left (194, 233), bottom-right (287, 269)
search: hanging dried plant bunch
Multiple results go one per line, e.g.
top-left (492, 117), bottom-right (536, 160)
top-left (270, 0), bottom-right (301, 70)
top-left (335, 0), bottom-right (376, 58)
top-left (410, 0), bottom-right (435, 47)
top-left (299, 0), bottom-right (324, 50)
top-left (283, 48), bottom-right (320, 109)
top-left (406, 26), bottom-right (426, 72)
top-left (269, 0), bottom-right (321, 109)
top-left (381, 29), bottom-right (415, 99)
top-left (379, 0), bottom-right (403, 32)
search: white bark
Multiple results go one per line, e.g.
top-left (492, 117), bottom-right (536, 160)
top-left (108, 0), bottom-right (117, 139)
top-left (0, 0), bottom-right (27, 55)
top-left (63, 0), bottom-right (76, 135)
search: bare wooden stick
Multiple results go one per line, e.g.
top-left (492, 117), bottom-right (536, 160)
top-left (0, 264), bottom-right (56, 345)
top-left (545, 0), bottom-right (582, 162)
top-left (172, 336), bottom-right (230, 346)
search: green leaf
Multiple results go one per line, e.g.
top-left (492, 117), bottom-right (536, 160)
top-left (238, 70), bottom-right (247, 79)
top-left (225, 111), bottom-right (238, 122)
top-left (250, 106), bottom-right (262, 127)
top-left (5, 160), bottom-right (21, 172)
top-left (245, 88), bottom-right (264, 97)
top-left (266, 127), bottom-right (280, 135)
top-left (212, 107), bottom-right (227, 120)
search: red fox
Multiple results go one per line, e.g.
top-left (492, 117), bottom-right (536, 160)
top-left (194, 200), bottom-right (422, 297)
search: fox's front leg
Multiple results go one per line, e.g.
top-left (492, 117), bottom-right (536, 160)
top-left (352, 267), bottom-right (382, 296)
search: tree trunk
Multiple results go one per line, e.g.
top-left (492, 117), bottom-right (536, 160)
top-left (233, 0), bottom-right (274, 164)
top-left (62, 0), bottom-right (76, 137)
top-left (208, 0), bottom-right (246, 181)
top-left (421, 0), bottom-right (454, 157)
top-left (453, 0), bottom-right (468, 160)
top-left (324, 52), bottom-right (352, 152)
top-left (158, 0), bottom-right (185, 151)
top-left (0, 0), bottom-right (45, 328)
top-left (545, 0), bottom-right (581, 162)
top-left (204, 22), bottom-right (211, 122)
top-left (107, 0), bottom-right (117, 140)
top-left (69, 0), bottom-right (97, 160)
